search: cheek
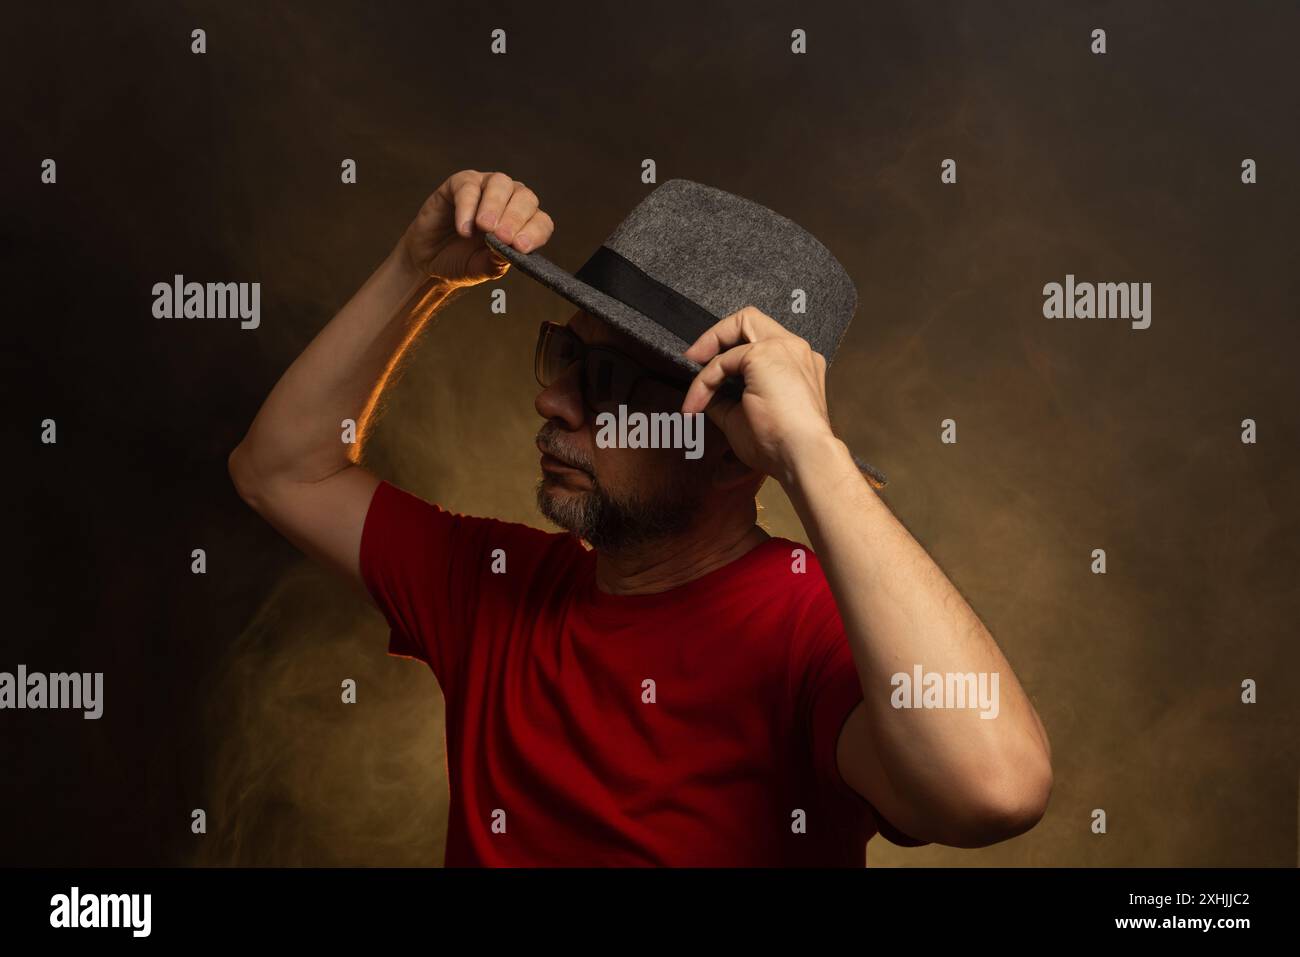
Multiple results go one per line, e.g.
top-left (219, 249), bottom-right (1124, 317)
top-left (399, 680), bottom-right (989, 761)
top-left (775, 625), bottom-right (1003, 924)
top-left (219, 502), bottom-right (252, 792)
top-left (592, 445), bottom-right (687, 492)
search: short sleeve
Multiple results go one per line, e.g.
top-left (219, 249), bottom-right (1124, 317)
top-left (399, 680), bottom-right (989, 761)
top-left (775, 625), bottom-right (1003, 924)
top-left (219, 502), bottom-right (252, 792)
top-left (792, 587), bottom-right (932, 848)
top-left (358, 480), bottom-right (500, 688)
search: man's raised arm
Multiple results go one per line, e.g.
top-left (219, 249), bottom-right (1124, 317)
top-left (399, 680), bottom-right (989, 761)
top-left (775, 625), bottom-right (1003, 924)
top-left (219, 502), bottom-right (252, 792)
top-left (227, 170), bottom-right (552, 591)
top-left (681, 306), bottom-right (1053, 849)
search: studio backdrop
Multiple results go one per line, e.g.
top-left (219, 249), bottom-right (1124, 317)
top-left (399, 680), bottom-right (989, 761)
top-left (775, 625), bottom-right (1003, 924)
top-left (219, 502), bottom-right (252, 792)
top-left (6, 0), bottom-right (1298, 867)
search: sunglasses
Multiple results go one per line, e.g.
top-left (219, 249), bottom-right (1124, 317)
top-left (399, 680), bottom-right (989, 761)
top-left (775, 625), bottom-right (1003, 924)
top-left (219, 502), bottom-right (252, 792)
top-left (534, 321), bottom-right (697, 416)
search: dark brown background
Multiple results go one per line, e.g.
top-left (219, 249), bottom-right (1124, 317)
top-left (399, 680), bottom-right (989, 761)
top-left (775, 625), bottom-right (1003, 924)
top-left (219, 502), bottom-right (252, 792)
top-left (6, 0), bottom-right (1297, 866)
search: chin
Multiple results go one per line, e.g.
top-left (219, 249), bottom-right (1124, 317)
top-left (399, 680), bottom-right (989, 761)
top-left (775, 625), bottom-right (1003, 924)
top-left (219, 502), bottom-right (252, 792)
top-left (537, 478), bottom-right (587, 521)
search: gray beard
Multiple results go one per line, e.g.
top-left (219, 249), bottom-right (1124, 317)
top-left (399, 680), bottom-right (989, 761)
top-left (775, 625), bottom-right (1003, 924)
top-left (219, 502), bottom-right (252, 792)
top-left (535, 474), bottom-right (704, 553)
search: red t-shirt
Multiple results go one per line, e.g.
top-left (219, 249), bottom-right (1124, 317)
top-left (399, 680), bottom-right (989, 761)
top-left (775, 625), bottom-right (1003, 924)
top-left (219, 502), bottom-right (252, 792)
top-left (359, 479), bottom-right (928, 866)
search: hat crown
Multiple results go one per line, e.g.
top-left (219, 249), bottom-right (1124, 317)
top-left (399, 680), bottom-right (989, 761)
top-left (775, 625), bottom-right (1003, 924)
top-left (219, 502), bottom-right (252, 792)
top-left (597, 179), bottom-right (858, 363)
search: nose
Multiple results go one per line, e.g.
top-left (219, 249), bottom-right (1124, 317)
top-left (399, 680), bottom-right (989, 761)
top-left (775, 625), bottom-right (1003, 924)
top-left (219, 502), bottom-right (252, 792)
top-left (534, 359), bottom-right (586, 430)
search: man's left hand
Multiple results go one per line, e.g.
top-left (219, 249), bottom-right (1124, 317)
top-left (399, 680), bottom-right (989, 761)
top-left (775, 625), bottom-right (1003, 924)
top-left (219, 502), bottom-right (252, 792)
top-left (680, 306), bottom-right (840, 485)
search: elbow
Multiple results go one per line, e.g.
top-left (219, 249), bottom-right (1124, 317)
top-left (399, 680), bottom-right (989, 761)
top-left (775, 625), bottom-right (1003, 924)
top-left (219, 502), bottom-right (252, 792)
top-left (227, 443), bottom-right (263, 510)
top-left (955, 758), bottom-right (1054, 848)
top-left (984, 777), bottom-right (1052, 844)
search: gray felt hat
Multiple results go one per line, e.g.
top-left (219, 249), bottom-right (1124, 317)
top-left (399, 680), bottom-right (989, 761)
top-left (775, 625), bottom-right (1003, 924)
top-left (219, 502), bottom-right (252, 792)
top-left (484, 178), bottom-right (887, 488)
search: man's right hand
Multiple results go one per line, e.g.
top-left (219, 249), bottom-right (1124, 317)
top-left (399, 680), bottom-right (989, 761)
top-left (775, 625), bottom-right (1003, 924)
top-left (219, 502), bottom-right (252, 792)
top-left (397, 169), bottom-right (555, 286)
top-left (232, 167), bottom-right (552, 599)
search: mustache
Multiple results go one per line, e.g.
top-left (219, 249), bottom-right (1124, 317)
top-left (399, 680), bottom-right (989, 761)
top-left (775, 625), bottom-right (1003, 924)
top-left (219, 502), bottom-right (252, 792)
top-left (536, 423), bottom-right (594, 475)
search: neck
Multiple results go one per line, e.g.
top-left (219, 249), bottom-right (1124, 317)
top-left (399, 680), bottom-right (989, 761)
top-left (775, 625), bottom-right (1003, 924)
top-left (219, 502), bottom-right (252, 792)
top-left (592, 513), bottom-right (770, 596)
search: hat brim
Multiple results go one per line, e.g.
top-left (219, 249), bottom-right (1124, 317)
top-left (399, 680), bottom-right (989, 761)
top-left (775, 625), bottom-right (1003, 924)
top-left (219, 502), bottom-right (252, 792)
top-left (483, 231), bottom-right (888, 489)
top-left (485, 231), bottom-right (707, 381)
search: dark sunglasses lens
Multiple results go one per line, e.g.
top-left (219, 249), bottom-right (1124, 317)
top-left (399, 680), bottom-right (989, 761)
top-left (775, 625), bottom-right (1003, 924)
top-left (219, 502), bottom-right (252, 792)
top-left (538, 326), bottom-right (580, 385)
top-left (584, 355), bottom-right (616, 412)
top-left (628, 375), bottom-right (687, 413)
top-left (585, 351), bottom-right (639, 414)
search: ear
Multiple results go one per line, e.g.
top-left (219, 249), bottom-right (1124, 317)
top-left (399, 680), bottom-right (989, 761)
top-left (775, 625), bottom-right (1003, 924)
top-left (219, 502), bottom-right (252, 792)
top-left (711, 445), bottom-right (763, 491)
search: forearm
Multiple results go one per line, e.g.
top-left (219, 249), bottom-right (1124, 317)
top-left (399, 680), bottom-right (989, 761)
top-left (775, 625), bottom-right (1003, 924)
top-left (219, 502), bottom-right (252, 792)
top-left (784, 432), bottom-right (1051, 816)
top-left (232, 246), bottom-right (459, 486)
